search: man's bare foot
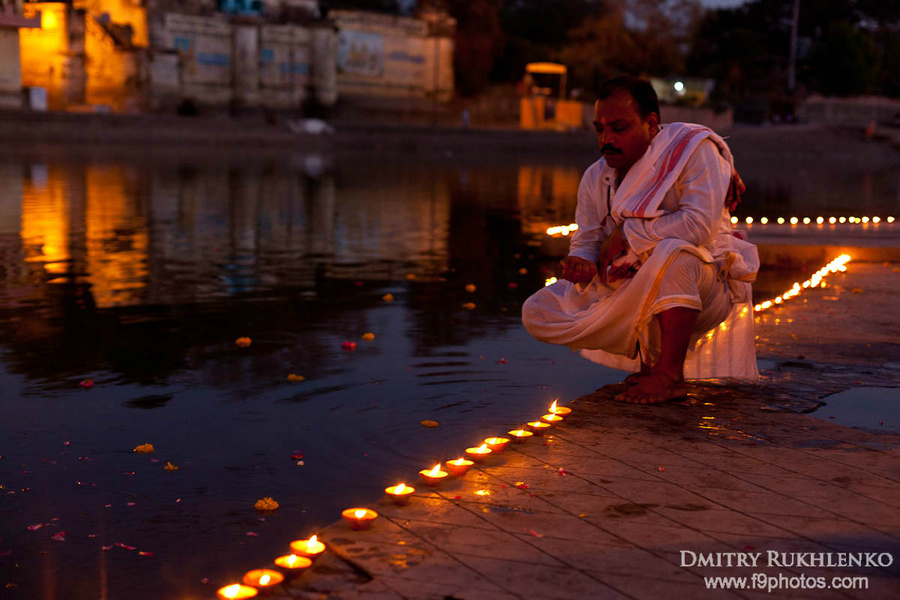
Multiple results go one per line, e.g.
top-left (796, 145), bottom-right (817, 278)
top-left (623, 363), bottom-right (652, 385)
top-left (614, 372), bottom-right (687, 404)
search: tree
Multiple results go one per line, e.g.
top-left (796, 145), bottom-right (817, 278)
top-left (444, 0), bottom-right (505, 96)
top-left (555, 0), bottom-right (703, 94)
top-left (809, 20), bottom-right (878, 96)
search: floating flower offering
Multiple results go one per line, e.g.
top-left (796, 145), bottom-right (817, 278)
top-left (361, 332), bottom-right (375, 341)
top-left (508, 429), bottom-right (533, 444)
top-left (548, 400), bottom-right (572, 417)
top-left (133, 443), bottom-right (154, 454)
top-left (217, 583), bottom-right (258, 599)
top-left (483, 437), bottom-right (510, 454)
top-left (342, 508), bottom-right (378, 530)
top-left (287, 373), bottom-right (305, 382)
top-left (235, 337), bottom-right (252, 347)
top-left (163, 461), bottom-right (179, 471)
top-left (254, 497), bottom-right (279, 512)
top-left (385, 482), bottom-right (415, 505)
top-left (273, 554), bottom-right (312, 578)
top-left (242, 568), bottom-right (283, 590)
top-left (540, 413), bottom-right (564, 425)
top-left (289, 535), bottom-right (325, 559)
top-left (526, 421), bottom-right (551, 435)
top-left (445, 458), bottom-right (474, 476)
top-left (418, 463), bottom-right (448, 487)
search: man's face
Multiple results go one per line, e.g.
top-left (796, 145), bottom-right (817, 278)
top-left (593, 90), bottom-right (658, 173)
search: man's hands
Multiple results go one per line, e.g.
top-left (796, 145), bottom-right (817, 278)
top-left (559, 225), bottom-right (631, 286)
top-left (559, 256), bottom-right (597, 284)
top-left (597, 224), bottom-right (628, 284)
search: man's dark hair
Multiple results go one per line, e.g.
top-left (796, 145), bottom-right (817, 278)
top-left (597, 76), bottom-right (660, 120)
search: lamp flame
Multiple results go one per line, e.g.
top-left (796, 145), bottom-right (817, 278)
top-left (221, 584), bottom-right (241, 599)
top-left (427, 464), bottom-right (442, 476)
top-left (354, 509), bottom-right (367, 519)
top-left (286, 555), bottom-right (297, 567)
top-left (549, 399), bottom-right (558, 412)
top-left (394, 483), bottom-right (407, 493)
top-left (259, 574), bottom-right (271, 585)
top-left (308, 535), bottom-right (317, 549)
top-left (476, 443), bottom-right (489, 453)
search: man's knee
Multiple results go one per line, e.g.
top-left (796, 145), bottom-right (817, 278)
top-left (665, 251), bottom-right (705, 279)
top-left (521, 294), bottom-right (540, 332)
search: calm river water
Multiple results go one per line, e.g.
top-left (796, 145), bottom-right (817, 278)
top-left (0, 138), bottom-right (897, 600)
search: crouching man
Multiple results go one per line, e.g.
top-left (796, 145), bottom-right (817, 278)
top-left (522, 76), bottom-right (759, 404)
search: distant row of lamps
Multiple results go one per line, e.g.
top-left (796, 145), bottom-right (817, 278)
top-left (732, 216), bottom-right (895, 226)
top-left (545, 215), bottom-right (895, 238)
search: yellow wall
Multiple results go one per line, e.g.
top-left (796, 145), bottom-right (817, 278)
top-left (85, 14), bottom-right (139, 110)
top-left (75, 0), bottom-right (148, 47)
top-left (18, 3), bottom-right (69, 109)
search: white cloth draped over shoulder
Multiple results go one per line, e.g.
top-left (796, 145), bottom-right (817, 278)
top-left (523, 123), bottom-right (760, 380)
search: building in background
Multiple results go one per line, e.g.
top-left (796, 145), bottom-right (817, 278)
top-left (330, 8), bottom-right (453, 103)
top-left (0, 0), bottom-right (40, 109)
top-left (12, 0), bottom-right (454, 114)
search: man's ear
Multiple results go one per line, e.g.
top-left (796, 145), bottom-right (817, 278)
top-left (647, 112), bottom-right (660, 132)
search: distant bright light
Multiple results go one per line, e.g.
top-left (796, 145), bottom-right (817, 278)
top-left (745, 216), bottom-right (753, 225)
top-left (777, 217), bottom-right (785, 224)
top-left (790, 217), bottom-right (799, 225)
top-left (760, 217), bottom-right (768, 224)
top-left (673, 81), bottom-right (685, 92)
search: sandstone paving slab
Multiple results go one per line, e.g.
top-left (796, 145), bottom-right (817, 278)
top-left (450, 555), bottom-right (633, 600)
top-left (782, 489), bottom-right (899, 524)
top-left (691, 487), bottom-right (841, 518)
top-left (597, 573), bottom-right (749, 600)
top-left (655, 505), bottom-right (794, 538)
top-left (375, 574), bottom-right (517, 600)
top-left (651, 464), bottom-right (797, 493)
top-left (374, 494), bottom-right (501, 530)
top-left (523, 490), bottom-right (654, 518)
top-left (393, 520), bottom-right (569, 567)
top-left (512, 535), bottom-right (692, 581)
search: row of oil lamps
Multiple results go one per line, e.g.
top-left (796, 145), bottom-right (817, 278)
top-left (753, 254), bottom-right (851, 313)
top-left (216, 400), bottom-right (573, 599)
top-left (546, 215), bottom-right (895, 237)
top-left (731, 215), bottom-right (895, 226)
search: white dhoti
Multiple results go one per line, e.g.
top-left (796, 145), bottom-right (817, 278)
top-left (523, 238), bottom-right (758, 380)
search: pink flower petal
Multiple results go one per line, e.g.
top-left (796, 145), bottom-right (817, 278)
top-left (27, 524), bottom-right (43, 531)
top-left (51, 532), bottom-right (67, 541)
top-left (245, 531), bottom-right (258, 537)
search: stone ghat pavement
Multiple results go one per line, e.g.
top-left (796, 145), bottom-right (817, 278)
top-left (256, 263), bottom-right (900, 600)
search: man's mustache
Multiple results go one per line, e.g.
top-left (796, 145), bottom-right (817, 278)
top-left (601, 145), bottom-right (621, 154)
